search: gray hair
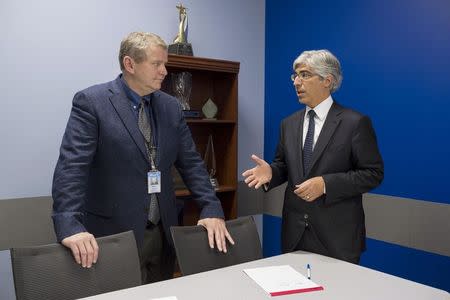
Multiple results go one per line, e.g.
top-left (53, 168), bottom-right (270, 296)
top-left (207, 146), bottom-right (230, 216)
top-left (119, 32), bottom-right (167, 70)
top-left (293, 49), bottom-right (342, 93)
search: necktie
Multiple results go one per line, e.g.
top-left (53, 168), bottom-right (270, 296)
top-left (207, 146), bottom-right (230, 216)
top-left (303, 110), bottom-right (316, 175)
top-left (138, 98), bottom-right (160, 225)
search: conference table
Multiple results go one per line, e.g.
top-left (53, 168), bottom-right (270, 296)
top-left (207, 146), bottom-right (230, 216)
top-left (82, 251), bottom-right (449, 300)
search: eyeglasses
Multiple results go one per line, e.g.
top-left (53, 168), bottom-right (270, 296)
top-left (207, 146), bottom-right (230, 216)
top-left (290, 71), bottom-right (319, 82)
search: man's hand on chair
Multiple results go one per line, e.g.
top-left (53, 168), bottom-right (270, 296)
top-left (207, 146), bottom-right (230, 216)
top-left (197, 218), bottom-right (235, 253)
top-left (62, 232), bottom-right (99, 268)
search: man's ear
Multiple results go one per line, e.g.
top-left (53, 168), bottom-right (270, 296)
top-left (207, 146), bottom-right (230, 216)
top-left (323, 74), bottom-right (333, 89)
top-left (123, 56), bottom-right (135, 74)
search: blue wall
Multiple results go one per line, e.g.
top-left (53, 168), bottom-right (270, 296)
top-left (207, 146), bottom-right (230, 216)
top-left (265, 0), bottom-right (450, 204)
top-left (264, 0), bottom-right (450, 291)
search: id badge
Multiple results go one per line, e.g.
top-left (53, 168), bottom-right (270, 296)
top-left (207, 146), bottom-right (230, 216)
top-left (147, 170), bottom-right (161, 194)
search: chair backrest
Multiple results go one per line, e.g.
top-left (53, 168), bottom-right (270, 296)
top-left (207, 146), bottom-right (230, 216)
top-left (10, 231), bottom-right (141, 300)
top-left (170, 216), bottom-right (262, 276)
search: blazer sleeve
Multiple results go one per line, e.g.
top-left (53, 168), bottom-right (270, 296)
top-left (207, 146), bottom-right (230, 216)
top-left (52, 91), bottom-right (98, 241)
top-left (173, 104), bottom-right (224, 219)
top-left (322, 115), bottom-right (384, 204)
top-left (267, 120), bottom-right (289, 189)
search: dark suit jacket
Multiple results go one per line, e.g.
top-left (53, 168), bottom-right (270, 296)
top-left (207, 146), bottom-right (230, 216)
top-left (268, 101), bottom-right (383, 262)
top-left (52, 76), bottom-right (224, 246)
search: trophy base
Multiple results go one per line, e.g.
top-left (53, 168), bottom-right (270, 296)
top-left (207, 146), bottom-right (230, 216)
top-left (210, 178), bottom-right (219, 190)
top-left (183, 110), bottom-right (201, 118)
top-left (168, 43), bottom-right (193, 56)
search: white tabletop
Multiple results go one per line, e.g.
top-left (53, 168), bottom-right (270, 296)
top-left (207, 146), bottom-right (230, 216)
top-left (82, 251), bottom-right (449, 300)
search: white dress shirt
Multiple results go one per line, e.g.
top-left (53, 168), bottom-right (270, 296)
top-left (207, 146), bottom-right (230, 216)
top-left (303, 95), bottom-right (334, 149)
top-left (302, 96), bottom-right (333, 194)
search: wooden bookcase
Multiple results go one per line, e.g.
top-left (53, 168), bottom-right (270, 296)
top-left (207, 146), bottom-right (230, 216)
top-left (162, 54), bottom-right (239, 225)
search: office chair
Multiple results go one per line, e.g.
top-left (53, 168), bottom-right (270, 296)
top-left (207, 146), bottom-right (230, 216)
top-left (170, 216), bottom-right (263, 276)
top-left (10, 230), bottom-right (141, 300)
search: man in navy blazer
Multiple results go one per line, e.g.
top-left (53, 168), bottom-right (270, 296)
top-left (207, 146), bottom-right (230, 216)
top-left (242, 50), bottom-right (383, 263)
top-left (52, 32), bottom-right (234, 283)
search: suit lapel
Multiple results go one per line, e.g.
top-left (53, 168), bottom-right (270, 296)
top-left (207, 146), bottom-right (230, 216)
top-left (297, 110), bottom-right (306, 177)
top-left (308, 102), bottom-right (343, 175)
top-left (108, 79), bottom-right (149, 164)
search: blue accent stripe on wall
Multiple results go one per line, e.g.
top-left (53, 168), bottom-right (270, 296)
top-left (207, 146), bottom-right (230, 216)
top-left (361, 238), bottom-right (450, 292)
top-left (263, 214), bottom-right (281, 257)
top-left (262, 214), bottom-right (450, 292)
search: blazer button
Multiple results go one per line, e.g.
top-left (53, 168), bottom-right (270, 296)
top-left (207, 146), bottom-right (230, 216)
top-left (304, 214), bottom-right (309, 219)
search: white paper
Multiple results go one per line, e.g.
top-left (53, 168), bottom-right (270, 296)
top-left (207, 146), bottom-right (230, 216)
top-left (243, 265), bottom-right (323, 296)
top-left (149, 297), bottom-right (178, 300)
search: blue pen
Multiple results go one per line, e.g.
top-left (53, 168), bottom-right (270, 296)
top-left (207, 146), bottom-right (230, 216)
top-left (307, 264), bottom-right (311, 279)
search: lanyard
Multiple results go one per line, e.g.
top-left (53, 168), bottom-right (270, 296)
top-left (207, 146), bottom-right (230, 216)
top-left (140, 100), bottom-right (158, 171)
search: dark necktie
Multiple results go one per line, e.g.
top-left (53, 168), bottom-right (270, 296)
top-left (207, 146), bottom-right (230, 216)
top-left (303, 110), bottom-right (316, 175)
top-left (138, 98), bottom-right (160, 225)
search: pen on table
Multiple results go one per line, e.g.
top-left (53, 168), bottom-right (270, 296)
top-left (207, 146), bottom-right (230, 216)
top-left (307, 264), bottom-right (311, 280)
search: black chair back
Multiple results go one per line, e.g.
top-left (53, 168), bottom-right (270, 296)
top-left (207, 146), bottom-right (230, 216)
top-left (171, 216), bottom-right (262, 276)
top-left (10, 230), bottom-right (141, 300)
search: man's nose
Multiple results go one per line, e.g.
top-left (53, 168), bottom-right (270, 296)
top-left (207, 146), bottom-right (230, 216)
top-left (160, 65), bottom-right (168, 76)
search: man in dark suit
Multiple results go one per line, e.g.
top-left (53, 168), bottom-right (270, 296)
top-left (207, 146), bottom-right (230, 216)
top-left (242, 49), bottom-right (383, 263)
top-left (52, 32), bottom-right (234, 283)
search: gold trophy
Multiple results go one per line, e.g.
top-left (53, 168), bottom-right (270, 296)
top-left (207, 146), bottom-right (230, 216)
top-left (168, 4), bottom-right (193, 56)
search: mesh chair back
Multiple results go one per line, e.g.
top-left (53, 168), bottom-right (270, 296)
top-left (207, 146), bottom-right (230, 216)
top-left (11, 230), bottom-right (141, 300)
top-left (171, 216), bottom-right (262, 276)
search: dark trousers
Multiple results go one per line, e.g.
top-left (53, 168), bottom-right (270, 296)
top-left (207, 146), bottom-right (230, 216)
top-left (294, 224), bottom-right (329, 255)
top-left (138, 222), bottom-right (175, 284)
top-left (294, 225), bottom-right (360, 264)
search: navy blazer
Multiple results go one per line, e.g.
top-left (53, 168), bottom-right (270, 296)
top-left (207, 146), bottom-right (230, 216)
top-left (268, 102), bottom-right (384, 262)
top-left (52, 76), bottom-right (224, 246)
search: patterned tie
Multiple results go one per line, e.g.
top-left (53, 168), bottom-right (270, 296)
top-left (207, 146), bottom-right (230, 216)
top-left (303, 110), bottom-right (316, 175)
top-left (138, 98), bottom-right (160, 225)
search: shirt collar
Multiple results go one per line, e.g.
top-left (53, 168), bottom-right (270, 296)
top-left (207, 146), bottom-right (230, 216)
top-left (119, 74), bottom-right (152, 106)
top-left (306, 95), bottom-right (333, 121)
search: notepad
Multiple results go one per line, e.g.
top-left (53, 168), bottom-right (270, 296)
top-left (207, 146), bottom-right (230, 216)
top-left (243, 265), bottom-right (324, 296)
